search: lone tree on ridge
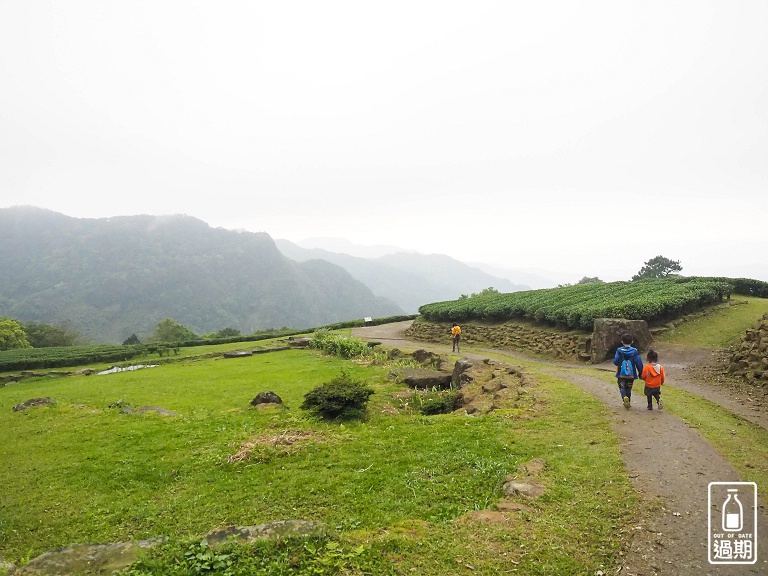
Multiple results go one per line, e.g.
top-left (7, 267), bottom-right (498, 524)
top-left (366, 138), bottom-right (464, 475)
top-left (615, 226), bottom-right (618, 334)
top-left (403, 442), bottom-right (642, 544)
top-left (632, 256), bottom-right (683, 280)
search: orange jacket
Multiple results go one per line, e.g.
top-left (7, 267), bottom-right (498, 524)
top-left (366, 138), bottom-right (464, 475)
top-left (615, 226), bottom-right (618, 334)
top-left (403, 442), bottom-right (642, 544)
top-left (451, 325), bottom-right (461, 338)
top-left (640, 363), bottom-right (665, 388)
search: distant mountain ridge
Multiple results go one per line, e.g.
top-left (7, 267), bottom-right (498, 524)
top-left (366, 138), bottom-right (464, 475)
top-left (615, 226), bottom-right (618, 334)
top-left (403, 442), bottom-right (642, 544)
top-left (275, 239), bottom-right (530, 313)
top-left (0, 207), bottom-right (402, 343)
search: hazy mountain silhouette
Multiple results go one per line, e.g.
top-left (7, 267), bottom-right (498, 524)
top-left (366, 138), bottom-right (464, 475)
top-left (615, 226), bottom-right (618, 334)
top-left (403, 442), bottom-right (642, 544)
top-left (275, 239), bottom-right (530, 313)
top-left (0, 207), bottom-right (402, 343)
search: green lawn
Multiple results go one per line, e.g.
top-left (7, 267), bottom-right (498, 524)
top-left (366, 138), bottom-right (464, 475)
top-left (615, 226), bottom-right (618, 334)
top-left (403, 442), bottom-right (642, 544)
top-left (0, 345), bottom-right (637, 574)
top-left (656, 296), bottom-right (768, 347)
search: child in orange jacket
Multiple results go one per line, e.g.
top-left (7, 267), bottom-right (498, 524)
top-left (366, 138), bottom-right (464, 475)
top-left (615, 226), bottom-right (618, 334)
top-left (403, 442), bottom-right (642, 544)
top-left (640, 349), bottom-right (665, 410)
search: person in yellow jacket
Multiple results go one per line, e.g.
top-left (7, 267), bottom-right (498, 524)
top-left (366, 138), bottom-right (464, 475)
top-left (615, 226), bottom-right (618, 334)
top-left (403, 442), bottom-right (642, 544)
top-left (640, 349), bottom-right (665, 410)
top-left (451, 323), bottom-right (462, 353)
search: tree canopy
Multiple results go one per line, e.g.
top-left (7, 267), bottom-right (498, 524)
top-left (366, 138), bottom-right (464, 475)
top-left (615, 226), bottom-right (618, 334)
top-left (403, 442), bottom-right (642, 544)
top-left (0, 318), bottom-right (32, 351)
top-left (22, 322), bottom-right (83, 348)
top-left (632, 256), bottom-right (683, 280)
top-left (151, 318), bottom-right (198, 343)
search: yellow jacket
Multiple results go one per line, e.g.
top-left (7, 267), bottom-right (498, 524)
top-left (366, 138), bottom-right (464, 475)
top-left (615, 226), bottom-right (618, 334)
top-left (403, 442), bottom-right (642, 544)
top-left (451, 325), bottom-right (461, 338)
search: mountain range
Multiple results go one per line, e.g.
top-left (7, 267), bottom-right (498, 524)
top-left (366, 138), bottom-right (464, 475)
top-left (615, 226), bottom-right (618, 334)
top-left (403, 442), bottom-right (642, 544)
top-left (0, 207), bottom-right (531, 343)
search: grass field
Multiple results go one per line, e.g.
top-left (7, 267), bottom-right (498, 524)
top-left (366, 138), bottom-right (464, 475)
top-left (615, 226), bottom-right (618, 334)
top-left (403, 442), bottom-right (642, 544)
top-left (2, 298), bottom-right (766, 574)
top-left (656, 296), bottom-right (768, 347)
top-left (1, 345), bottom-right (637, 574)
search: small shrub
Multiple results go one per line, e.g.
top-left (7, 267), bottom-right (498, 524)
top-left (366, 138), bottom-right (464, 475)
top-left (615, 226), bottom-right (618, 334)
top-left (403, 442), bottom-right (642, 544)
top-left (419, 390), bottom-right (461, 415)
top-left (310, 330), bottom-right (372, 359)
top-left (301, 370), bottom-right (374, 420)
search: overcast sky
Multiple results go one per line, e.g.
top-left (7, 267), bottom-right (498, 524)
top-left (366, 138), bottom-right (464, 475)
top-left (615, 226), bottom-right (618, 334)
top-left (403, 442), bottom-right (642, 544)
top-left (2, 1), bottom-right (766, 284)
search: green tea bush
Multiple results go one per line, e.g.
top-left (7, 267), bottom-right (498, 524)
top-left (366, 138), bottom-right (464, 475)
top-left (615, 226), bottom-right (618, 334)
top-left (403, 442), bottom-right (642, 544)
top-left (301, 370), bottom-right (375, 420)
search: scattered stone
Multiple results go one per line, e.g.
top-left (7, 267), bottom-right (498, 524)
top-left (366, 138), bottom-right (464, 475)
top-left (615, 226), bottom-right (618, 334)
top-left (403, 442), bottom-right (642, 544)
top-left (135, 406), bottom-right (177, 416)
top-left (411, 349), bottom-right (440, 366)
top-left (203, 520), bottom-right (327, 548)
top-left (289, 338), bottom-right (313, 347)
top-left (501, 480), bottom-right (546, 498)
top-left (224, 350), bottom-right (253, 358)
top-left (394, 368), bottom-right (453, 390)
top-left (250, 391), bottom-right (283, 406)
top-left (13, 538), bottom-right (164, 576)
top-left (12, 397), bottom-right (54, 412)
top-left (452, 359), bottom-right (475, 388)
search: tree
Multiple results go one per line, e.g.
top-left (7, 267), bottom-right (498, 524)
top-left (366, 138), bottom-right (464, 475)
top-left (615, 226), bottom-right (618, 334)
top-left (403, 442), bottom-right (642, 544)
top-left (577, 277), bottom-right (604, 285)
top-left (151, 318), bottom-right (198, 343)
top-left (0, 318), bottom-right (32, 351)
top-left (632, 256), bottom-right (683, 280)
top-left (122, 333), bottom-right (141, 345)
top-left (23, 321), bottom-right (83, 347)
top-left (212, 327), bottom-right (241, 338)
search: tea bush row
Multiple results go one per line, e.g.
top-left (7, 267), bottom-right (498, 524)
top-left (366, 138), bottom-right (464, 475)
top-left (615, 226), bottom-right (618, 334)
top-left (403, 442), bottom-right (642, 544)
top-left (419, 277), bottom-right (740, 330)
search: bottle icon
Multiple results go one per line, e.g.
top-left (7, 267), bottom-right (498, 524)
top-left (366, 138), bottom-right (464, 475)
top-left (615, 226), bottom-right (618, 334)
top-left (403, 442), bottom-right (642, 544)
top-left (722, 489), bottom-right (743, 532)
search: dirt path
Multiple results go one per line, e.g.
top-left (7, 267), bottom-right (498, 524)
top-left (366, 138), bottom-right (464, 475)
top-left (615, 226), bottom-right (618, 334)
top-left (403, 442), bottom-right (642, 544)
top-left (353, 321), bottom-right (768, 575)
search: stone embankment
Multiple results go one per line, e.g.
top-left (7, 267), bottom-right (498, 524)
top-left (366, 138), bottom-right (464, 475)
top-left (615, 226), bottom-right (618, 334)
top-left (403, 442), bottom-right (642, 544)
top-left (405, 319), bottom-right (592, 361)
top-left (728, 312), bottom-right (768, 382)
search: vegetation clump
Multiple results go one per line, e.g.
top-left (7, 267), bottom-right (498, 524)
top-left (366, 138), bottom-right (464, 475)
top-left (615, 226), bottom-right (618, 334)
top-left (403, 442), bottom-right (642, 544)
top-left (300, 370), bottom-right (374, 420)
top-left (309, 330), bottom-right (372, 359)
top-left (418, 390), bottom-right (461, 415)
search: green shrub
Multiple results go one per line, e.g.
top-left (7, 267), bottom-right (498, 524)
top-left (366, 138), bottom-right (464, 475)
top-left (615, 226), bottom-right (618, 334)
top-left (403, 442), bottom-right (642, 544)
top-left (310, 330), bottom-right (372, 359)
top-left (419, 390), bottom-right (461, 415)
top-left (300, 370), bottom-right (375, 420)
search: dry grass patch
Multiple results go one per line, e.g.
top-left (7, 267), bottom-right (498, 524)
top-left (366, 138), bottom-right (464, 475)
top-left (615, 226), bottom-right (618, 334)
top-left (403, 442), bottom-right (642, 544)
top-left (228, 429), bottom-right (329, 463)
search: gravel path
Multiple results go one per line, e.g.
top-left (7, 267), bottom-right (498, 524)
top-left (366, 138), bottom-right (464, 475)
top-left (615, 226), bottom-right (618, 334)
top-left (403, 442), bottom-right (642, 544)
top-left (353, 321), bottom-right (768, 575)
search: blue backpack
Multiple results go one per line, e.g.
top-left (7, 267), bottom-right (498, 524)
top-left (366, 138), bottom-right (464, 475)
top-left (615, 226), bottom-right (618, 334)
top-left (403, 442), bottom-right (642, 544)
top-left (618, 353), bottom-right (635, 379)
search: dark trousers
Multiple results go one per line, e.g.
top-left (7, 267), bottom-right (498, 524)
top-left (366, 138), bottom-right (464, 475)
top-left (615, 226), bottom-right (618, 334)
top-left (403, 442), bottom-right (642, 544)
top-left (617, 378), bottom-right (634, 399)
top-left (452, 336), bottom-right (460, 351)
top-left (645, 386), bottom-right (661, 405)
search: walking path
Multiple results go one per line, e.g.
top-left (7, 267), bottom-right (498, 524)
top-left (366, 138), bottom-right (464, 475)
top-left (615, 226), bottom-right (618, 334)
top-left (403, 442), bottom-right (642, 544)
top-left (353, 321), bottom-right (768, 575)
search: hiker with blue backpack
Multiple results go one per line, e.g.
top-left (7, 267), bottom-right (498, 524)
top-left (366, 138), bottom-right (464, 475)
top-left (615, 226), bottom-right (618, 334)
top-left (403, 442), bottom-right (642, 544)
top-left (613, 333), bottom-right (644, 409)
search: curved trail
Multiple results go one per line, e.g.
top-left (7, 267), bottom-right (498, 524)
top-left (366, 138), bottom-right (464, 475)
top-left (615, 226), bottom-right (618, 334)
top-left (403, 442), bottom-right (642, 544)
top-left (353, 321), bottom-right (768, 575)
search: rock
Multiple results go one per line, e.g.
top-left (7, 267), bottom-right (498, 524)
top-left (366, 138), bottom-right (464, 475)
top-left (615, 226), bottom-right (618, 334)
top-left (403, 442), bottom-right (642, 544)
top-left (289, 338), bottom-right (313, 347)
top-left (224, 350), bottom-right (253, 358)
top-left (203, 520), bottom-right (327, 548)
top-left (591, 318), bottom-right (652, 362)
top-left (395, 369), bottom-right (453, 390)
top-left (250, 391), bottom-right (283, 406)
top-left (14, 538), bottom-right (164, 575)
top-left (411, 349), bottom-right (440, 365)
top-left (135, 406), bottom-right (177, 416)
top-left (502, 480), bottom-right (546, 498)
top-left (452, 359), bottom-right (475, 388)
top-left (12, 397), bottom-right (54, 412)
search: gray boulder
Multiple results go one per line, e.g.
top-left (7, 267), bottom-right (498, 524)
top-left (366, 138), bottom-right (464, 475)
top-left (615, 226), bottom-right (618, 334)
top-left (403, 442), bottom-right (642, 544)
top-left (395, 369), bottom-right (453, 390)
top-left (591, 318), bottom-right (652, 362)
top-left (12, 397), bottom-right (54, 412)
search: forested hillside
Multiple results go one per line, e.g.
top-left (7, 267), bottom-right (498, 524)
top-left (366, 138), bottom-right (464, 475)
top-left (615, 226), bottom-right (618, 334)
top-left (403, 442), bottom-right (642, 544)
top-left (0, 207), bottom-right (401, 342)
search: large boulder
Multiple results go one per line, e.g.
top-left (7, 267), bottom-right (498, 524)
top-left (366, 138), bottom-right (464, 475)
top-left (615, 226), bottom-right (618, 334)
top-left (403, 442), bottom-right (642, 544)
top-left (591, 318), bottom-right (652, 362)
top-left (13, 539), bottom-right (164, 575)
top-left (395, 369), bottom-right (453, 390)
top-left (12, 397), bottom-right (54, 412)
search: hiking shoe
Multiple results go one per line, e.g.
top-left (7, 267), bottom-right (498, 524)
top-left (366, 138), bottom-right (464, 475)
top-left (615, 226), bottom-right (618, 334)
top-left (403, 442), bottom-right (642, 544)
top-left (658, 399), bottom-right (663, 410)
top-left (647, 404), bottom-right (652, 410)
top-left (623, 396), bottom-right (630, 409)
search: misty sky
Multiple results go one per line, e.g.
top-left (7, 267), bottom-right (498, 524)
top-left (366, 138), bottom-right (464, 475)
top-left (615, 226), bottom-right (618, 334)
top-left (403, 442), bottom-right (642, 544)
top-left (1, 1), bottom-right (766, 283)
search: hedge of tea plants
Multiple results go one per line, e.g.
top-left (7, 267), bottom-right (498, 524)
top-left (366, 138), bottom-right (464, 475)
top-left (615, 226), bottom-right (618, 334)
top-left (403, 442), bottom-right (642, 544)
top-left (418, 277), bottom-right (741, 330)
